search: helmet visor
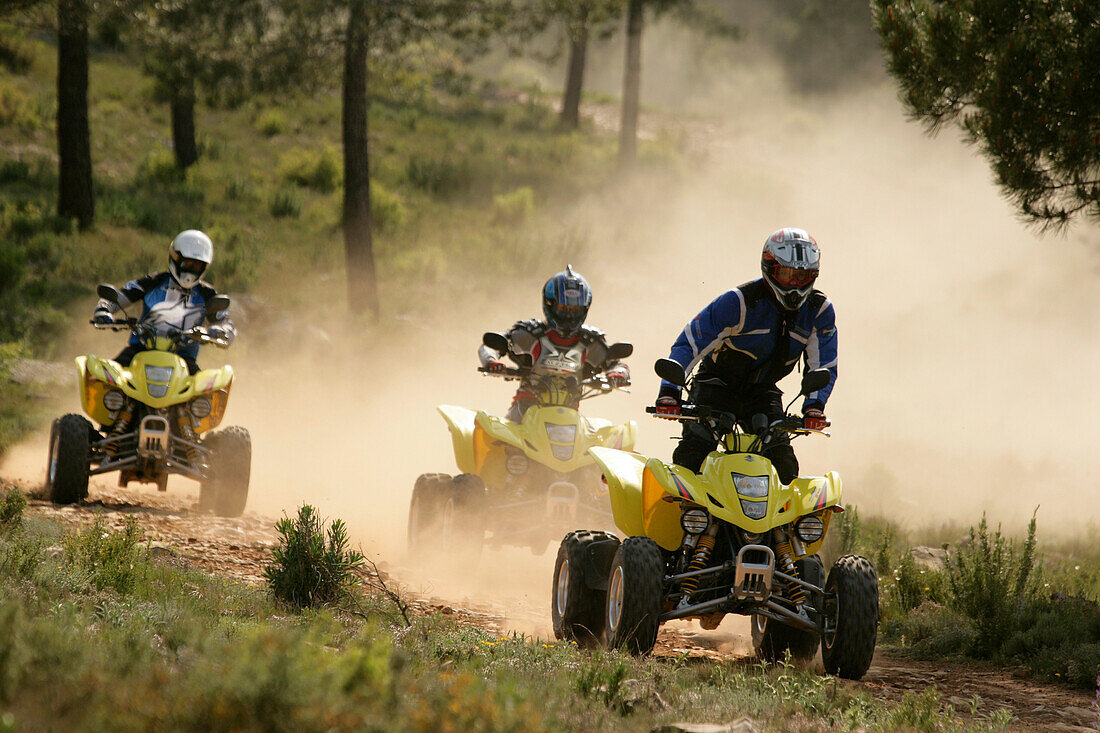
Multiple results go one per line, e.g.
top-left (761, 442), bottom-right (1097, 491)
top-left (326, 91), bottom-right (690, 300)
top-left (179, 257), bottom-right (207, 276)
top-left (771, 265), bottom-right (816, 288)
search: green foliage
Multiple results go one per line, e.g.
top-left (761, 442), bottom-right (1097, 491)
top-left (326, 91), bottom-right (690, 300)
top-left (370, 181), bottom-right (407, 234)
top-left (873, 0), bottom-right (1100, 226)
top-left (136, 146), bottom-right (181, 182)
top-left (279, 145), bottom-right (341, 192)
top-left (945, 513), bottom-right (1040, 657)
top-left (0, 489), bottom-right (26, 530)
top-left (254, 108), bottom-right (287, 136)
top-left (61, 516), bottom-right (147, 594)
top-left (265, 505), bottom-right (365, 609)
top-left (0, 79), bottom-right (41, 131)
top-left (405, 152), bottom-right (474, 196)
top-left (268, 187), bottom-right (302, 219)
top-left (491, 186), bottom-right (535, 225)
top-left (0, 23), bottom-right (34, 73)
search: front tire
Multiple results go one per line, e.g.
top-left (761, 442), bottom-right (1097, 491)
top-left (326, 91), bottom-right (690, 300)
top-left (601, 537), bottom-right (664, 655)
top-left (752, 554), bottom-right (824, 663)
top-left (821, 554), bottom-right (879, 680)
top-left (48, 414), bottom-right (91, 505)
top-left (552, 530), bottom-right (619, 645)
top-left (202, 426), bottom-right (251, 517)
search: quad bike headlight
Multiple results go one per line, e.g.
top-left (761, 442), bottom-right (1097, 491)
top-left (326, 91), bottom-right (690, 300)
top-left (102, 390), bottom-right (126, 412)
top-left (189, 397), bottom-right (213, 418)
top-left (505, 453), bottom-right (528, 475)
top-left (739, 499), bottom-right (768, 520)
top-left (680, 508), bottom-right (710, 534)
top-left (545, 423), bottom-right (577, 443)
top-left (795, 514), bottom-right (825, 543)
top-left (144, 365), bottom-right (174, 383)
top-left (732, 473), bottom-right (769, 498)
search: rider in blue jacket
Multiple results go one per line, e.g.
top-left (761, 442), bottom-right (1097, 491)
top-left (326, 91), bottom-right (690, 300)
top-left (92, 230), bottom-right (237, 375)
top-left (654, 227), bottom-right (837, 483)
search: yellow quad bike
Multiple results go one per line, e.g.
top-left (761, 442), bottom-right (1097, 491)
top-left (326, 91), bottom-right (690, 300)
top-left (551, 359), bottom-right (878, 680)
top-left (45, 284), bottom-right (251, 517)
top-left (408, 332), bottom-right (636, 557)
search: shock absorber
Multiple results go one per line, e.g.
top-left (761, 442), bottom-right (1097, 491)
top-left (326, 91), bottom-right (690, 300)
top-left (174, 407), bottom-right (200, 465)
top-left (679, 524), bottom-right (719, 599)
top-left (106, 404), bottom-right (134, 457)
top-left (775, 537), bottom-right (805, 605)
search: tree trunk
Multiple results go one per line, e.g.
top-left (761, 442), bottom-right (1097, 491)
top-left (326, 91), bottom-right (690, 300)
top-left (618, 0), bottom-right (644, 170)
top-left (170, 78), bottom-right (199, 169)
top-left (342, 0), bottom-right (378, 319)
top-left (57, 0), bottom-right (94, 229)
top-left (559, 22), bottom-right (588, 129)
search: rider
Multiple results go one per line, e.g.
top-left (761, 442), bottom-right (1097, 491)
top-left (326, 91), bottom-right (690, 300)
top-left (92, 230), bottom-right (237, 375)
top-left (479, 265), bottom-right (631, 422)
top-left (654, 227), bottom-right (837, 484)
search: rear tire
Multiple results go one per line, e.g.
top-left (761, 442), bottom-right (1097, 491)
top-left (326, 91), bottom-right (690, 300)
top-left (407, 473), bottom-right (451, 552)
top-left (601, 537), bottom-right (664, 655)
top-left (752, 555), bottom-right (824, 663)
top-left (48, 414), bottom-right (91, 505)
top-left (202, 426), bottom-right (251, 517)
top-left (440, 473), bottom-right (486, 558)
top-left (552, 530), bottom-right (619, 645)
top-left (821, 554), bottom-right (879, 680)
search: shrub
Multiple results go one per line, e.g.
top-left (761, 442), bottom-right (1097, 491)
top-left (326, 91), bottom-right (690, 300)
top-left (946, 514), bottom-right (1040, 657)
top-left (405, 152), bottom-right (472, 196)
top-left (491, 186), bottom-right (534, 226)
top-left (279, 145), bottom-right (341, 192)
top-left (265, 504), bottom-right (364, 609)
top-left (255, 108), bottom-right (287, 137)
top-left (136, 146), bottom-right (178, 182)
top-left (0, 81), bottom-right (40, 131)
top-left (269, 188), bottom-right (301, 219)
top-left (61, 515), bottom-right (146, 594)
top-left (0, 24), bottom-right (33, 73)
top-left (371, 181), bottom-right (407, 234)
top-left (0, 488), bottom-right (25, 529)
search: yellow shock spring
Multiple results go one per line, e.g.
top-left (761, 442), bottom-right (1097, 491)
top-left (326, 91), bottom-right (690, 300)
top-left (680, 532), bottom-right (717, 598)
top-left (106, 406), bottom-right (134, 456)
top-left (775, 540), bottom-right (805, 605)
top-left (175, 410), bottom-right (200, 464)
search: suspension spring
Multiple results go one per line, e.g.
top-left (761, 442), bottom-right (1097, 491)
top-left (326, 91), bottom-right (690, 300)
top-left (775, 539), bottom-right (805, 605)
top-left (175, 408), bottom-right (200, 464)
top-left (680, 525), bottom-right (719, 598)
top-left (107, 405), bottom-right (134, 456)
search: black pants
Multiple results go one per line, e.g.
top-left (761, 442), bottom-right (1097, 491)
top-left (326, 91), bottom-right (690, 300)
top-left (671, 382), bottom-right (798, 484)
top-left (115, 345), bottom-right (200, 376)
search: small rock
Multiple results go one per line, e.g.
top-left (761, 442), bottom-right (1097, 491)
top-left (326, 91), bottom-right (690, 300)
top-left (1058, 707), bottom-right (1097, 725)
top-left (910, 544), bottom-right (948, 571)
top-left (440, 606), bottom-right (454, 615)
top-left (620, 679), bottom-right (667, 713)
top-left (651, 720), bottom-right (758, 733)
top-left (1044, 724), bottom-right (1096, 733)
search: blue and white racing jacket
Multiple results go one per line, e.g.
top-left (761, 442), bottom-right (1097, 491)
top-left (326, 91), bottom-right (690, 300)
top-left (662, 279), bottom-right (837, 411)
top-left (93, 272), bottom-right (237, 362)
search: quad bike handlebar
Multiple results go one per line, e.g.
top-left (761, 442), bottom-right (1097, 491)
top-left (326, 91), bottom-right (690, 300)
top-left (645, 404), bottom-right (828, 440)
top-left (91, 319), bottom-right (231, 349)
top-left (477, 366), bottom-right (630, 398)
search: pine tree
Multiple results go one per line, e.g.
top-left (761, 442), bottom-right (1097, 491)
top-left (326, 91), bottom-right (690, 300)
top-left (874, 0), bottom-right (1100, 226)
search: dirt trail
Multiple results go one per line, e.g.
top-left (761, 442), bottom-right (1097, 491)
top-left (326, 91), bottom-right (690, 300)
top-left (12, 480), bottom-right (1096, 732)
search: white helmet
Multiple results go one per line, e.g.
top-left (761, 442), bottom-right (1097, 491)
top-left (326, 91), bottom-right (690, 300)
top-left (761, 227), bottom-right (820, 310)
top-left (168, 230), bottom-right (213, 289)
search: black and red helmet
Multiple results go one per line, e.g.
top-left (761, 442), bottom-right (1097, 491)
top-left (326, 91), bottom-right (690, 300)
top-left (542, 265), bottom-right (591, 337)
top-left (761, 227), bottom-right (820, 310)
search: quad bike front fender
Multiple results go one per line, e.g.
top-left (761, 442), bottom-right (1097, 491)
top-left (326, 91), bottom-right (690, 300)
top-left (593, 420), bottom-right (637, 451)
top-left (587, 446), bottom-right (647, 538)
top-left (438, 405), bottom-right (479, 475)
top-left (788, 471), bottom-right (842, 556)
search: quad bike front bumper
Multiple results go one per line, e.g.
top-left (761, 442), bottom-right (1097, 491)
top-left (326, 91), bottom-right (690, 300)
top-left (91, 415), bottom-right (212, 486)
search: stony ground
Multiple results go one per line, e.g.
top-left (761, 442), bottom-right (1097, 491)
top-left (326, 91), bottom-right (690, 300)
top-left (12, 480), bottom-right (1099, 732)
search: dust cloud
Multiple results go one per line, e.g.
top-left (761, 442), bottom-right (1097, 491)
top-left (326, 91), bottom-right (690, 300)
top-left (4, 46), bottom-right (1099, 640)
